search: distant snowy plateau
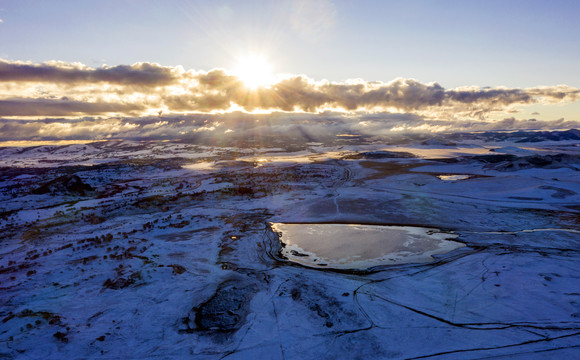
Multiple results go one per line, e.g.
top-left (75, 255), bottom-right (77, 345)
top-left (1, 130), bottom-right (580, 359)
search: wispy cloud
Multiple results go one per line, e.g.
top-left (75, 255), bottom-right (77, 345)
top-left (290, 0), bottom-right (337, 40)
top-left (1, 59), bottom-right (578, 118)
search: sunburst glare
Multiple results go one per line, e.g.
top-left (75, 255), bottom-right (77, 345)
top-left (233, 54), bottom-right (275, 89)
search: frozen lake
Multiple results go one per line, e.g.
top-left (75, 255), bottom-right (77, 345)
top-left (272, 223), bottom-right (466, 270)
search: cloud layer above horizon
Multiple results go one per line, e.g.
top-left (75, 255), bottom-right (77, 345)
top-left (1, 59), bottom-right (579, 141)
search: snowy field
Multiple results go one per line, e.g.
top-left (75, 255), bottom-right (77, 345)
top-left (1, 132), bottom-right (580, 359)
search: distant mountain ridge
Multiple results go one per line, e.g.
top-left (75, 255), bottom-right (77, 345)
top-left (444, 129), bottom-right (580, 143)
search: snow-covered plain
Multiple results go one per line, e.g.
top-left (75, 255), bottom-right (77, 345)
top-left (1, 133), bottom-right (579, 359)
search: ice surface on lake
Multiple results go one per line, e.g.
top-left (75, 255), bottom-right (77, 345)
top-left (437, 174), bottom-right (471, 181)
top-left (273, 223), bottom-right (465, 269)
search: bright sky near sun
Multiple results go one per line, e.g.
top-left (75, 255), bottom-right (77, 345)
top-left (1, 0), bottom-right (579, 88)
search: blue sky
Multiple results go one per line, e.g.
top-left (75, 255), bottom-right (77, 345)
top-left (1, 0), bottom-right (578, 87)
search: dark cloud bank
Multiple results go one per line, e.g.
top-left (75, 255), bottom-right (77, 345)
top-left (0, 60), bottom-right (179, 86)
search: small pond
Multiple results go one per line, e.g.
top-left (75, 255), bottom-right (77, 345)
top-left (271, 223), bottom-right (465, 270)
top-left (437, 174), bottom-right (471, 181)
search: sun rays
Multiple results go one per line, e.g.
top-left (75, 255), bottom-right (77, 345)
top-left (232, 54), bottom-right (276, 89)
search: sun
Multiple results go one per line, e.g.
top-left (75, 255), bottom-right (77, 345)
top-left (233, 54), bottom-right (275, 89)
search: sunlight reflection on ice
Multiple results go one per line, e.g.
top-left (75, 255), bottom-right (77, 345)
top-left (437, 174), bottom-right (471, 181)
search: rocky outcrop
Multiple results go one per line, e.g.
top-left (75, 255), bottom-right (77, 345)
top-left (32, 174), bottom-right (94, 196)
top-left (182, 279), bottom-right (258, 332)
